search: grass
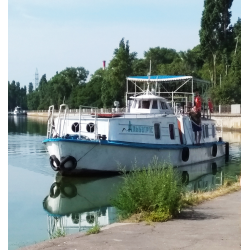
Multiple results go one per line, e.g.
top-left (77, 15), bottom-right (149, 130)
top-left (85, 224), bottom-right (101, 235)
top-left (112, 159), bottom-right (241, 223)
top-left (49, 228), bottom-right (66, 239)
top-left (182, 176), bottom-right (241, 207)
top-left (111, 159), bottom-right (184, 222)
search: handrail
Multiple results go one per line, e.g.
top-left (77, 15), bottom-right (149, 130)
top-left (47, 105), bottom-right (54, 138)
top-left (57, 104), bottom-right (69, 137)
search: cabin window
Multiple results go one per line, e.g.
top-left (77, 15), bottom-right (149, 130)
top-left (154, 123), bottom-right (161, 139)
top-left (142, 101), bottom-right (150, 109)
top-left (169, 124), bottom-right (175, 140)
top-left (132, 100), bottom-right (137, 108)
top-left (152, 100), bottom-right (158, 109)
top-left (205, 125), bottom-right (209, 138)
top-left (161, 102), bottom-right (168, 109)
top-left (212, 125), bottom-right (215, 138)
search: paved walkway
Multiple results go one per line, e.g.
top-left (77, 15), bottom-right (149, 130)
top-left (20, 191), bottom-right (241, 250)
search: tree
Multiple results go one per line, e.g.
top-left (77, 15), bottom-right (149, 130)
top-left (102, 38), bottom-right (137, 107)
top-left (144, 47), bottom-right (179, 75)
top-left (28, 82), bottom-right (34, 94)
top-left (199, 0), bottom-right (234, 86)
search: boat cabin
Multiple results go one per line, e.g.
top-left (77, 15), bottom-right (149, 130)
top-left (129, 94), bottom-right (174, 115)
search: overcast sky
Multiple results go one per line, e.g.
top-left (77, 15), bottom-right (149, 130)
top-left (8, 0), bottom-right (241, 87)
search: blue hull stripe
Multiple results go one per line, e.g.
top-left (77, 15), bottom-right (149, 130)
top-left (43, 138), bottom-right (225, 150)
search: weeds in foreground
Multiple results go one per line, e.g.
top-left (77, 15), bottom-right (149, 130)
top-left (85, 224), bottom-right (101, 235)
top-left (111, 158), bottom-right (184, 222)
top-left (112, 158), bottom-right (241, 223)
top-left (49, 228), bottom-right (66, 239)
top-left (182, 176), bottom-right (241, 207)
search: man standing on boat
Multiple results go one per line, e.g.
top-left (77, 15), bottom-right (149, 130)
top-left (189, 106), bottom-right (202, 144)
top-left (194, 91), bottom-right (202, 112)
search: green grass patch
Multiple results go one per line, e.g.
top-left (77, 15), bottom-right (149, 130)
top-left (49, 228), bottom-right (66, 239)
top-left (85, 224), bottom-right (101, 235)
top-left (111, 159), bottom-right (185, 222)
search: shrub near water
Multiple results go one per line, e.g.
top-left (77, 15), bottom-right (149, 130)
top-left (112, 160), bottom-right (184, 222)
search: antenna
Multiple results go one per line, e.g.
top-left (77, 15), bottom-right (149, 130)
top-left (35, 68), bottom-right (39, 89)
top-left (146, 60), bottom-right (151, 95)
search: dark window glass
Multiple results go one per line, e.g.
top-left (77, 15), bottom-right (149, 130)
top-left (152, 100), bottom-right (158, 109)
top-left (138, 100), bottom-right (141, 108)
top-left (205, 125), bottom-right (209, 138)
top-left (142, 101), bottom-right (150, 109)
top-left (154, 123), bottom-right (161, 139)
top-left (169, 124), bottom-right (175, 140)
top-left (202, 125), bottom-right (205, 138)
top-left (161, 102), bottom-right (168, 109)
top-left (212, 125), bottom-right (215, 138)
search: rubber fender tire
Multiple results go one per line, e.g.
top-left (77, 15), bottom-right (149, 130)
top-left (212, 162), bottom-right (217, 175)
top-left (182, 171), bottom-right (189, 185)
top-left (60, 183), bottom-right (77, 198)
top-left (182, 147), bottom-right (189, 162)
top-left (212, 144), bottom-right (217, 157)
top-left (49, 182), bottom-right (61, 198)
top-left (49, 155), bottom-right (60, 171)
top-left (60, 156), bottom-right (77, 172)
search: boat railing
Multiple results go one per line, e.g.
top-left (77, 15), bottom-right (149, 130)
top-left (79, 106), bottom-right (98, 140)
top-left (47, 105), bottom-right (54, 138)
top-left (57, 104), bottom-right (69, 137)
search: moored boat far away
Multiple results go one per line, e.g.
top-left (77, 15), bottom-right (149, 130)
top-left (12, 106), bottom-right (27, 116)
top-left (42, 74), bottom-right (229, 175)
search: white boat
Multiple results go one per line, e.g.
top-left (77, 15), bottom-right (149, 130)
top-left (42, 75), bottom-right (228, 174)
top-left (13, 106), bottom-right (27, 116)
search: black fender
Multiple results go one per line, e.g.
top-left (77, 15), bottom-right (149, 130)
top-left (212, 162), bottom-right (217, 175)
top-left (60, 156), bottom-right (77, 172)
top-left (60, 182), bottom-right (77, 198)
top-left (182, 147), bottom-right (189, 162)
top-left (182, 171), bottom-right (189, 185)
top-left (49, 182), bottom-right (61, 198)
top-left (212, 144), bottom-right (217, 157)
top-left (49, 155), bottom-right (60, 171)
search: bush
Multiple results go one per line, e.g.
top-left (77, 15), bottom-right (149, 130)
top-left (111, 159), bottom-right (185, 222)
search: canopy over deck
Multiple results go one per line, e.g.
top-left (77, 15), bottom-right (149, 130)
top-left (127, 75), bottom-right (191, 82)
top-left (125, 75), bottom-right (211, 110)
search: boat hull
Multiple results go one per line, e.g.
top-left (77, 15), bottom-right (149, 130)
top-left (43, 138), bottom-right (226, 173)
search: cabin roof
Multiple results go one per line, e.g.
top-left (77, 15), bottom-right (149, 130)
top-left (127, 75), bottom-right (192, 82)
top-left (130, 94), bottom-right (165, 100)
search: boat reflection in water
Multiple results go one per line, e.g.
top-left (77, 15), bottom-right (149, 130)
top-left (43, 157), bottom-right (226, 238)
top-left (43, 175), bottom-right (123, 237)
top-left (178, 156), bottom-right (225, 192)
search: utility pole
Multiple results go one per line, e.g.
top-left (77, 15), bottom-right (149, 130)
top-left (35, 68), bottom-right (39, 89)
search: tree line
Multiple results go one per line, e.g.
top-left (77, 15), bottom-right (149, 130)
top-left (8, 0), bottom-right (241, 111)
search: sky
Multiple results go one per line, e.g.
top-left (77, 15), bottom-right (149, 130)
top-left (7, 0), bottom-right (241, 88)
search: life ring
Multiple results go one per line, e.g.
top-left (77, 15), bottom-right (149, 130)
top-left (60, 156), bottom-right (77, 172)
top-left (182, 147), bottom-right (189, 162)
top-left (60, 182), bottom-right (77, 198)
top-left (182, 171), bottom-right (189, 185)
top-left (212, 144), bottom-right (217, 157)
top-left (49, 182), bottom-right (61, 198)
top-left (49, 155), bottom-right (60, 171)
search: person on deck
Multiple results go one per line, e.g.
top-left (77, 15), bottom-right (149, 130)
top-left (189, 106), bottom-right (202, 144)
top-left (194, 91), bottom-right (202, 112)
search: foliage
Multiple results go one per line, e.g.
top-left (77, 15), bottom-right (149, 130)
top-left (111, 159), bottom-right (184, 222)
top-left (9, 3), bottom-right (241, 109)
top-left (85, 224), bottom-right (101, 235)
top-left (49, 228), bottom-right (66, 239)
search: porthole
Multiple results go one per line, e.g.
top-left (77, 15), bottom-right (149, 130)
top-left (71, 122), bottom-right (79, 132)
top-left (86, 214), bottom-right (95, 224)
top-left (86, 123), bottom-right (95, 133)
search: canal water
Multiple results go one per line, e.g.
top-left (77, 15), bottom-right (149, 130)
top-left (8, 116), bottom-right (241, 250)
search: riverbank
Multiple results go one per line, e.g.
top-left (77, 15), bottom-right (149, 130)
top-left (19, 190), bottom-right (241, 250)
top-left (26, 112), bottom-right (241, 131)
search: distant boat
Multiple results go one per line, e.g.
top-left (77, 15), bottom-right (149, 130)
top-left (13, 106), bottom-right (27, 116)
